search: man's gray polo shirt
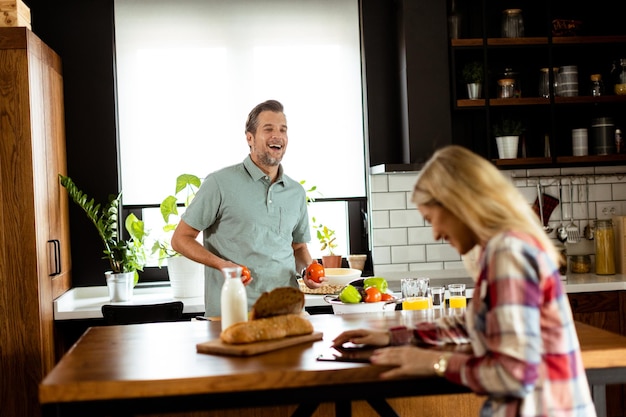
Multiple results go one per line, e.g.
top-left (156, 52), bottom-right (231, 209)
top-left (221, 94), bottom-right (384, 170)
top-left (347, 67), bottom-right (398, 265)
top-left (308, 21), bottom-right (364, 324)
top-left (181, 156), bottom-right (310, 316)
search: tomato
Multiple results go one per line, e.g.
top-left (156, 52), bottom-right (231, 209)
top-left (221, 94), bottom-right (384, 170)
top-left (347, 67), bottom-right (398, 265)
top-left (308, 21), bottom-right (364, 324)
top-left (364, 286), bottom-right (382, 303)
top-left (240, 265), bottom-right (252, 285)
top-left (306, 261), bottom-right (325, 283)
top-left (380, 293), bottom-right (394, 301)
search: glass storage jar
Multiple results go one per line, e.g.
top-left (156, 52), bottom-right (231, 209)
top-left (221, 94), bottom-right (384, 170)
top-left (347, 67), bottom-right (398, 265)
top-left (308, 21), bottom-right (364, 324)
top-left (497, 78), bottom-right (516, 98)
top-left (501, 9), bottom-right (524, 38)
top-left (594, 219), bottom-right (616, 275)
top-left (569, 255), bottom-right (591, 274)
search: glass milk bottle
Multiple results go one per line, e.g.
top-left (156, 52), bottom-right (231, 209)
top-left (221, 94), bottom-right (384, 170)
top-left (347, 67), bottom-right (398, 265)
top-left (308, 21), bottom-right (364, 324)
top-left (220, 266), bottom-right (248, 331)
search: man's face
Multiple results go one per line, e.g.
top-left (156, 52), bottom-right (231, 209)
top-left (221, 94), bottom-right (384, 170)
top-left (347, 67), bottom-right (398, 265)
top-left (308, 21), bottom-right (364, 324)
top-left (247, 110), bottom-right (288, 169)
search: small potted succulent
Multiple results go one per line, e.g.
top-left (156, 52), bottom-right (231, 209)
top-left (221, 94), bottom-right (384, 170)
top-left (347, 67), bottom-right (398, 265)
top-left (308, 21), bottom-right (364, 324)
top-left (462, 61), bottom-right (484, 99)
top-left (493, 119), bottom-right (525, 159)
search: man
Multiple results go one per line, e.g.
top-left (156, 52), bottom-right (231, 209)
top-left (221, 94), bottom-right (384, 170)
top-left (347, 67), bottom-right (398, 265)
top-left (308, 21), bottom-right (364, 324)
top-left (171, 99), bottom-right (323, 316)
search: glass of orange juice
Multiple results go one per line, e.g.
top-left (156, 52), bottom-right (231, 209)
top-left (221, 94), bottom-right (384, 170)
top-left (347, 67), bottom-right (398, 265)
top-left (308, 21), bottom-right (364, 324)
top-left (448, 283), bottom-right (466, 314)
top-left (401, 278), bottom-right (430, 310)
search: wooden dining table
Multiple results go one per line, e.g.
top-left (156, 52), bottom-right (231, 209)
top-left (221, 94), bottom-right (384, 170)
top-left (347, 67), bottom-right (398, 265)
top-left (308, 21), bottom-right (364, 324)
top-left (40, 311), bottom-right (626, 417)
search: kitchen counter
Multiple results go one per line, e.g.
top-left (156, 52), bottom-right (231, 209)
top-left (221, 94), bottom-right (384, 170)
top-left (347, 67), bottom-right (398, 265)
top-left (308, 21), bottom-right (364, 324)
top-left (54, 271), bottom-right (626, 321)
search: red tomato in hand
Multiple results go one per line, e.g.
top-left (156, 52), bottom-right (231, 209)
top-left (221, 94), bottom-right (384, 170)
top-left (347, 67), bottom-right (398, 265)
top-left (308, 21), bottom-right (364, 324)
top-left (364, 286), bottom-right (382, 303)
top-left (380, 293), bottom-right (394, 301)
top-left (306, 261), bottom-right (325, 283)
top-left (240, 266), bottom-right (252, 285)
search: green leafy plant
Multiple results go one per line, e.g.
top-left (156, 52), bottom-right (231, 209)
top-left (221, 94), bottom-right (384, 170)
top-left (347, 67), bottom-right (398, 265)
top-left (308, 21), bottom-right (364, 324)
top-left (312, 217), bottom-right (338, 256)
top-left (300, 180), bottom-right (339, 256)
top-left (152, 174), bottom-right (202, 264)
top-left (493, 119), bottom-right (525, 136)
top-left (462, 61), bottom-right (484, 84)
top-left (59, 174), bottom-right (147, 276)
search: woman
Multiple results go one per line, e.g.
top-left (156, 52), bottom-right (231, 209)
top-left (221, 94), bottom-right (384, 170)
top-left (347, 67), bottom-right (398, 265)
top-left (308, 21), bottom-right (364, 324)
top-left (333, 146), bottom-right (596, 417)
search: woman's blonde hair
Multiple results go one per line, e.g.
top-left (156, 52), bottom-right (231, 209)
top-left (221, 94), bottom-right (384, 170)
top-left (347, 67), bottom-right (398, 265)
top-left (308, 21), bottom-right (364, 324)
top-left (412, 145), bottom-right (559, 265)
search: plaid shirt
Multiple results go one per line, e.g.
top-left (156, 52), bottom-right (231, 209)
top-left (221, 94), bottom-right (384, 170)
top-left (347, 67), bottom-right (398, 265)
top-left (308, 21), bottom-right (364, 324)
top-left (390, 231), bottom-right (597, 417)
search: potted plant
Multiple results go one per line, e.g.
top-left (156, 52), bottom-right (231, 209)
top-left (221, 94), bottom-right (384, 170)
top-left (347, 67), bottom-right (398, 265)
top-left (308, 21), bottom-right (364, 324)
top-left (154, 173), bottom-right (205, 298)
top-left (493, 119), bottom-right (525, 159)
top-left (59, 174), bottom-right (148, 301)
top-left (312, 217), bottom-right (341, 268)
top-left (462, 61), bottom-right (484, 99)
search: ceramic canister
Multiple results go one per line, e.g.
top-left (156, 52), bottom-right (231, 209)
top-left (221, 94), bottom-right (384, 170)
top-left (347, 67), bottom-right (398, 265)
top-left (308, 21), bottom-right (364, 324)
top-left (591, 117), bottom-right (615, 155)
top-left (557, 65), bottom-right (578, 97)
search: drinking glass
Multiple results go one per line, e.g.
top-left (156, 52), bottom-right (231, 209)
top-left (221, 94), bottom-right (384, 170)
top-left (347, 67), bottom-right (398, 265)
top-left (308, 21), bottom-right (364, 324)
top-left (401, 278), bottom-right (430, 310)
top-left (430, 286), bottom-right (445, 309)
top-left (448, 283), bottom-right (466, 314)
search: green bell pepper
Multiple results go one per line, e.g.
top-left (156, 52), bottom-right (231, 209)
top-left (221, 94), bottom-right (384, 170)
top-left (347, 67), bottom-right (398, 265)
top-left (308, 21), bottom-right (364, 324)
top-left (363, 277), bottom-right (388, 294)
top-left (339, 284), bottom-right (362, 304)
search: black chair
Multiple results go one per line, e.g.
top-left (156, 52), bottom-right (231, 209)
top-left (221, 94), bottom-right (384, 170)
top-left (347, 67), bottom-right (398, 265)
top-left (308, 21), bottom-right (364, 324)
top-left (101, 301), bottom-right (185, 325)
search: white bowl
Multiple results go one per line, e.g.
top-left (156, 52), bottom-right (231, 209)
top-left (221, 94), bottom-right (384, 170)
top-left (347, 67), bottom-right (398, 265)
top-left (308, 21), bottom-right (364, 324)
top-left (324, 268), bottom-right (362, 286)
top-left (323, 296), bottom-right (397, 315)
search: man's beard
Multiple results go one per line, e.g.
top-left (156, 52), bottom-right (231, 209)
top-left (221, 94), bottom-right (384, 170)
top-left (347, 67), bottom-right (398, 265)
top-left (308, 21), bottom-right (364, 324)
top-left (258, 151), bottom-right (282, 167)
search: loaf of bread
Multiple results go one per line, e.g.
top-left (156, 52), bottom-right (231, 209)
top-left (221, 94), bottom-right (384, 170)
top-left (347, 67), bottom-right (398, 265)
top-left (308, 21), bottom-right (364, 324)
top-left (250, 286), bottom-right (304, 319)
top-left (220, 313), bottom-right (313, 344)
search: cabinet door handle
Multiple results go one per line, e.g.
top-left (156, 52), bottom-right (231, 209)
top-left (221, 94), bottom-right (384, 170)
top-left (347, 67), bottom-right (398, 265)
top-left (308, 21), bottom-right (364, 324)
top-left (48, 239), bottom-right (61, 276)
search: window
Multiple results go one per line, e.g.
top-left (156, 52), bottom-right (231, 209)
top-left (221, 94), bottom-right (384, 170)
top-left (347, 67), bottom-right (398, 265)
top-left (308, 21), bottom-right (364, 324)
top-left (114, 0), bottom-right (368, 274)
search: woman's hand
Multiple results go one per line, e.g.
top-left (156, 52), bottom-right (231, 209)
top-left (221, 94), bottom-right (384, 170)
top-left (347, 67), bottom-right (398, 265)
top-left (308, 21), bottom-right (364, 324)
top-left (332, 329), bottom-right (390, 348)
top-left (370, 346), bottom-right (441, 379)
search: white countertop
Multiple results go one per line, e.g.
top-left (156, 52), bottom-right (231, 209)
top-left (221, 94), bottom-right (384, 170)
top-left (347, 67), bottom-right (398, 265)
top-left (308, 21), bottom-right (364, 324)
top-left (54, 271), bottom-right (626, 321)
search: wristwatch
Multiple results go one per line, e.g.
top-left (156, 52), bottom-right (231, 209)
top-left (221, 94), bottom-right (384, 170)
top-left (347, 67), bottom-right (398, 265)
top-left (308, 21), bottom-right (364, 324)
top-left (433, 353), bottom-right (452, 377)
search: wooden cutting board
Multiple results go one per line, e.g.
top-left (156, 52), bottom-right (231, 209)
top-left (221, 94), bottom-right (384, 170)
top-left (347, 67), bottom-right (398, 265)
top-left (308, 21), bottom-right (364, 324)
top-left (196, 332), bottom-right (323, 356)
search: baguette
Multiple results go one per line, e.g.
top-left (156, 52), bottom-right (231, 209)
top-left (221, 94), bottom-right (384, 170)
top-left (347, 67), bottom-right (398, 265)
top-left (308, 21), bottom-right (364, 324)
top-left (220, 314), bottom-right (313, 344)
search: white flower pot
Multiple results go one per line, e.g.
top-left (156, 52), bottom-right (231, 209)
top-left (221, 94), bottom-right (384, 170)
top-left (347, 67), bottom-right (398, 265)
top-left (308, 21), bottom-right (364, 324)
top-left (496, 135), bottom-right (519, 159)
top-left (105, 271), bottom-right (135, 302)
top-left (168, 256), bottom-right (204, 298)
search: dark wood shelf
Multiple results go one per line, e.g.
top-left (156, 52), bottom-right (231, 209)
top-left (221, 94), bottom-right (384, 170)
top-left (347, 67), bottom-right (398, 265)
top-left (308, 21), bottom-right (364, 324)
top-left (451, 35), bottom-right (626, 48)
top-left (458, 96), bottom-right (626, 108)
top-left (493, 157), bottom-right (552, 166)
top-left (556, 154), bottom-right (626, 164)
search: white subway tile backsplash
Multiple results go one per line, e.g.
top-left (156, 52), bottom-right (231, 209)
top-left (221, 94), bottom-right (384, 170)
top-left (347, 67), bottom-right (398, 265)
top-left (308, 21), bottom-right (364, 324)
top-left (371, 210), bottom-right (390, 229)
top-left (390, 209), bottom-right (422, 228)
top-left (614, 183), bottom-right (626, 200)
top-left (410, 262), bottom-right (444, 271)
top-left (372, 246), bottom-right (391, 264)
top-left (426, 244), bottom-right (461, 262)
top-left (370, 174), bottom-right (388, 192)
top-left (371, 192), bottom-right (407, 210)
top-left (369, 165), bottom-right (626, 272)
top-left (388, 173), bottom-right (418, 192)
top-left (374, 264), bottom-right (410, 274)
top-left (391, 245), bottom-right (425, 263)
top-left (408, 227), bottom-right (437, 244)
top-left (373, 228), bottom-right (407, 246)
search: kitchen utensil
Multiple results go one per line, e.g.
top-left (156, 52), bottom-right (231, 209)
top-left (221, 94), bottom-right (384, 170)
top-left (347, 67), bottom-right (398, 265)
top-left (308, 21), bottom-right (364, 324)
top-left (584, 180), bottom-right (595, 240)
top-left (566, 181), bottom-right (580, 243)
top-left (535, 183), bottom-right (554, 234)
top-left (556, 180), bottom-right (567, 243)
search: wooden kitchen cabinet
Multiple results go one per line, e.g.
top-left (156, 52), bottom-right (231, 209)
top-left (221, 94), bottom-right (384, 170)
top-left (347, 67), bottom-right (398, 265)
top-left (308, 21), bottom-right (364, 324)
top-left (568, 291), bottom-right (626, 417)
top-left (0, 27), bottom-right (71, 417)
top-left (449, 0), bottom-right (626, 168)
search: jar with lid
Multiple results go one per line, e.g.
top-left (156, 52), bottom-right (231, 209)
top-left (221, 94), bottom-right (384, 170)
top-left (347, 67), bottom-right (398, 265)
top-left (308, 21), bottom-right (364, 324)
top-left (501, 9), bottom-right (524, 38)
top-left (590, 74), bottom-right (604, 96)
top-left (503, 68), bottom-right (521, 97)
top-left (569, 255), bottom-right (591, 274)
top-left (611, 59), bottom-right (626, 95)
top-left (616, 128), bottom-right (623, 154)
top-left (594, 219), bottom-right (616, 275)
top-left (539, 67), bottom-right (558, 98)
top-left (497, 78), bottom-right (516, 98)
